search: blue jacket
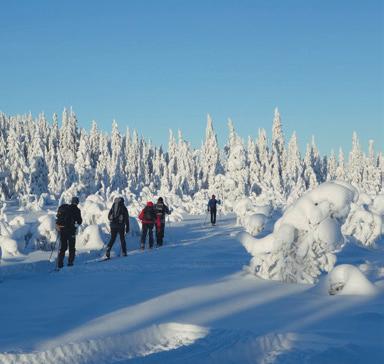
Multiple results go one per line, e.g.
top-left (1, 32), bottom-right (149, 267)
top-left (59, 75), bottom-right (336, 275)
top-left (208, 198), bottom-right (221, 211)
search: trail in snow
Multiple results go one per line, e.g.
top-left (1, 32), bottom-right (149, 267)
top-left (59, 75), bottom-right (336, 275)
top-left (0, 214), bottom-right (383, 363)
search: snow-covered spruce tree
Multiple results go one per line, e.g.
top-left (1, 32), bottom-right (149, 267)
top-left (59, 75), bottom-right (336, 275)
top-left (310, 136), bottom-right (323, 183)
top-left (255, 128), bottom-right (270, 194)
top-left (270, 108), bottom-right (286, 197)
top-left (336, 147), bottom-right (346, 181)
top-left (176, 130), bottom-right (197, 194)
top-left (247, 136), bottom-right (262, 195)
top-left (167, 129), bottom-right (178, 193)
top-left (326, 150), bottom-right (337, 181)
top-left (75, 131), bottom-right (95, 194)
top-left (6, 122), bottom-right (29, 197)
top-left (225, 119), bottom-right (249, 197)
top-left (89, 120), bottom-right (100, 169)
top-left (0, 129), bottom-right (9, 198)
top-left (285, 132), bottom-right (306, 202)
top-left (348, 131), bottom-right (363, 189)
top-left (28, 124), bottom-right (49, 196)
top-left (109, 121), bottom-right (125, 191)
top-left (201, 114), bottom-right (221, 189)
top-left (60, 107), bottom-right (79, 186)
top-left (361, 140), bottom-right (381, 194)
top-left (95, 133), bottom-right (110, 191)
top-left (125, 130), bottom-right (142, 191)
top-left (303, 143), bottom-right (318, 190)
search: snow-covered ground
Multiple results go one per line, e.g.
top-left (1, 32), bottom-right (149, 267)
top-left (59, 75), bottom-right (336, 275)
top-left (0, 213), bottom-right (383, 364)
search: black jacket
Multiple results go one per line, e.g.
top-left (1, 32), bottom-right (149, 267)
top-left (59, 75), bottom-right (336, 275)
top-left (56, 204), bottom-right (82, 233)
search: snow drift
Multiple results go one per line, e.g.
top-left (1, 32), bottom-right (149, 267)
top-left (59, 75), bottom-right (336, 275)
top-left (238, 181), bottom-right (359, 284)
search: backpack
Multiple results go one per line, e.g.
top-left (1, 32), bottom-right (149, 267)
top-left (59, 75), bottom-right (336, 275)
top-left (155, 203), bottom-right (164, 216)
top-left (56, 204), bottom-right (74, 229)
top-left (110, 207), bottom-right (124, 224)
top-left (143, 206), bottom-right (155, 222)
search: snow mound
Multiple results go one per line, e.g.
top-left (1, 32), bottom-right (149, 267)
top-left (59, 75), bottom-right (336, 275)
top-left (324, 264), bottom-right (377, 295)
top-left (0, 323), bottom-right (208, 364)
top-left (238, 181), bottom-right (358, 283)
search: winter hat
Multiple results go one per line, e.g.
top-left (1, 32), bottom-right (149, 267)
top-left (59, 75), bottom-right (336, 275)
top-left (71, 196), bottom-right (79, 205)
top-left (157, 197), bottom-right (164, 203)
top-left (147, 201), bottom-right (154, 207)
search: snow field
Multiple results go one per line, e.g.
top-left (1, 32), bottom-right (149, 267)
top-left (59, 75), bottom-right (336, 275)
top-left (0, 213), bottom-right (383, 363)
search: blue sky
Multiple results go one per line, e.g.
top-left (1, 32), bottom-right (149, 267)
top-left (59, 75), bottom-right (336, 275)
top-left (1, 0), bottom-right (383, 153)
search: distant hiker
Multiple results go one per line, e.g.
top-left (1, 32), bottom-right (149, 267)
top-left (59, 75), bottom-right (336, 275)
top-left (207, 194), bottom-right (221, 225)
top-left (55, 196), bottom-right (82, 268)
top-left (154, 197), bottom-right (171, 247)
top-left (138, 201), bottom-right (157, 249)
top-left (106, 197), bottom-right (130, 258)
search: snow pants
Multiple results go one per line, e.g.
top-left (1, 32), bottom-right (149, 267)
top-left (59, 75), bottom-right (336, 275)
top-left (107, 228), bottom-right (127, 254)
top-left (141, 223), bottom-right (154, 249)
top-left (210, 208), bottom-right (217, 225)
top-left (58, 230), bottom-right (76, 268)
top-left (156, 223), bottom-right (165, 246)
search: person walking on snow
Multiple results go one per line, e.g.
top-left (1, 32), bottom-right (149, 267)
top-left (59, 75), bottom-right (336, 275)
top-left (138, 201), bottom-right (157, 249)
top-left (208, 194), bottom-right (221, 225)
top-left (106, 197), bottom-right (130, 258)
top-left (154, 197), bottom-right (171, 247)
top-left (55, 196), bottom-right (82, 268)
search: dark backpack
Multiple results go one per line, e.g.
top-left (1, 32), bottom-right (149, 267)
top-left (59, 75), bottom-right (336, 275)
top-left (56, 204), bottom-right (74, 229)
top-left (108, 206), bottom-right (124, 224)
top-left (155, 203), bottom-right (164, 216)
top-left (143, 206), bottom-right (155, 222)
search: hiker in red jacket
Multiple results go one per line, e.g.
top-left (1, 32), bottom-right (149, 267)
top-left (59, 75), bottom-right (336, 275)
top-left (138, 201), bottom-right (157, 249)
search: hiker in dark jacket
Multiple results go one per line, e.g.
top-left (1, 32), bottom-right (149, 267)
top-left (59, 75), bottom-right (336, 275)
top-left (207, 194), bottom-right (221, 225)
top-left (106, 197), bottom-right (130, 258)
top-left (138, 201), bottom-right (156, 249)
top-left (154, 197), bottom-right (171, 247)
top-left (56, 196), bottom-right (82, 268)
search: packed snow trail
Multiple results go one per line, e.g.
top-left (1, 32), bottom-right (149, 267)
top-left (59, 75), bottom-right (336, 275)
top-left (0, 214), bottom-right (383, 363)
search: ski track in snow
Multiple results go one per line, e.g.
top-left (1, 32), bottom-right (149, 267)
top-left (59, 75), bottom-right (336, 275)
top-left (0, 214), bottom-right (383, 363)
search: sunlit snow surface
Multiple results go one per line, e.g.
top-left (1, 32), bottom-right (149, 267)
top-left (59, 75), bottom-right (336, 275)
top-left (0, 213), bottom-right (383, 364)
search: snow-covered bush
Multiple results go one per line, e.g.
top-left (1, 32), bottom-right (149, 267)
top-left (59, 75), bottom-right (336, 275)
top-left (0, 236), bottom-right (20, 258)
top-left (238, 181), bottom-right (358, 284)
top-left (342, 193), bottom-right (384, 247)
top-left (321, 264), bottom-right (377, 295)
top-left (35, 214), bottom-right (57, 248)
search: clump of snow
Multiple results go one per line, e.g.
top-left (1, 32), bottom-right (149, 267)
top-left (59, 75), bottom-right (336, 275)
top-left (324, 264), bottom-right (377, 295)
top-left (252, 204), bottom-right (272, 217)
top-left (238, 181), bottom-right (358, 284)
top-left (78, 225), bottom-right (105, 251)
top-left (371, 194), bottom-right (384, 215)
top-left (233, 198), bottom-right (254, 217)
top-left (0, 236), bottom-right (20, 258)
top-left (242, 214), bottom-right (268, 236)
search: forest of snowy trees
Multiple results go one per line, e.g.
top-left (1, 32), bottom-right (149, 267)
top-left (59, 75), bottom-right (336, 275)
top-left (0, 107), bottom-right (382, 206)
